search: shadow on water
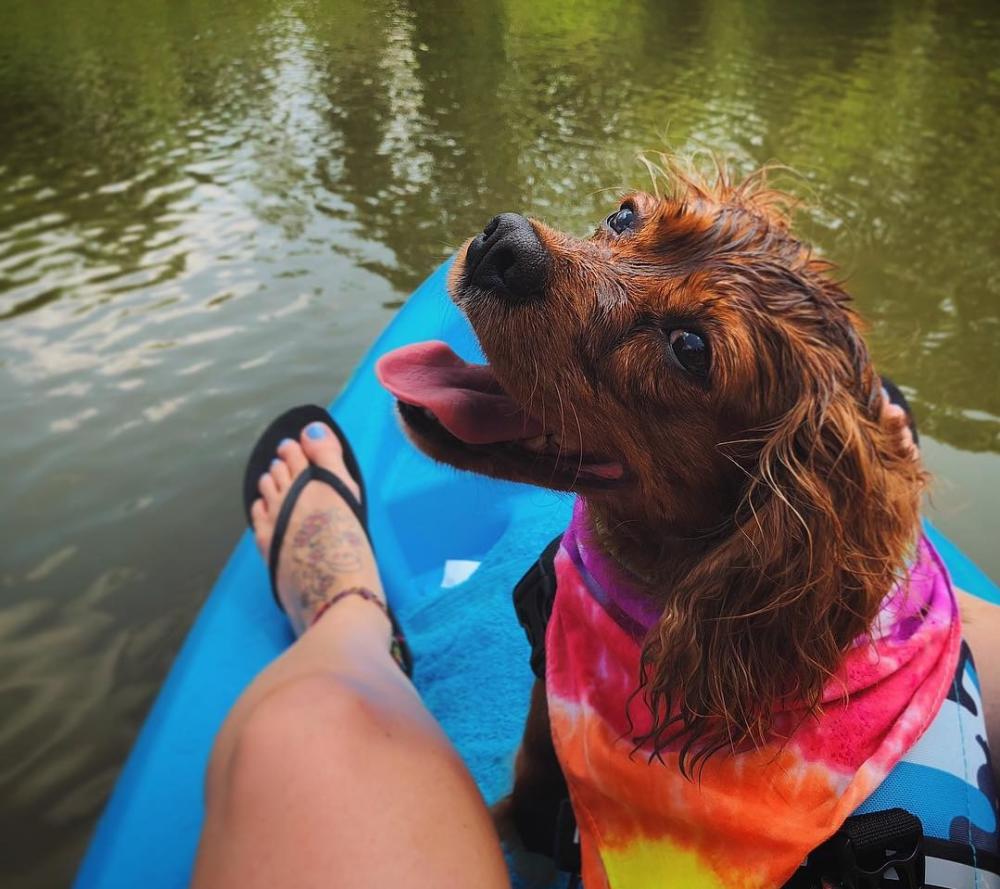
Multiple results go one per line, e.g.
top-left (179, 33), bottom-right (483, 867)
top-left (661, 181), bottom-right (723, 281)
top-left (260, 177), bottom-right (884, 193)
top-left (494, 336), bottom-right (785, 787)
top-left (0, 0), bottom-right (997, 886)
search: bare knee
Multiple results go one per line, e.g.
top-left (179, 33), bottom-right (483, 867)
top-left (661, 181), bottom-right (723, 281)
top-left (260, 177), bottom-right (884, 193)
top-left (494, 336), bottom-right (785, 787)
top-left (195, 674), bottom-right (508, 889)
top-left (206, 673), bottom-right (397, 803)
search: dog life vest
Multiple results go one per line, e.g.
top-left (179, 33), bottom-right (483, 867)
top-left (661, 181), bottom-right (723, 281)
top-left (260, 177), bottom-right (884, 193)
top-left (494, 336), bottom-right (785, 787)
top-left (514, 500), bottom-right (1000, 888)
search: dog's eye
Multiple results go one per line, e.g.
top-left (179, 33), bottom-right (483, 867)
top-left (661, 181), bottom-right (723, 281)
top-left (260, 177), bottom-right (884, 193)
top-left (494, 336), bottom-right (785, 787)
top-left (668, 329), bottom-right (709, 377)
top-left (607, 206), bottom-right (636, 235)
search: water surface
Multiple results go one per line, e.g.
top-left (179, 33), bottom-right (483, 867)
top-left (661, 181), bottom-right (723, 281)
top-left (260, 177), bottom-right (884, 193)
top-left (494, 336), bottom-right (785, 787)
top-left (1, 1), bottom-right (998, 886)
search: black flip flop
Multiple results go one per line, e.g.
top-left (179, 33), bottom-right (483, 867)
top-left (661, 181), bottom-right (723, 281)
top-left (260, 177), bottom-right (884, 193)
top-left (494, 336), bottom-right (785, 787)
top-left (242, 404), bottom-right (413, 675)
top-left (243, 405), bottom-right (368, 551)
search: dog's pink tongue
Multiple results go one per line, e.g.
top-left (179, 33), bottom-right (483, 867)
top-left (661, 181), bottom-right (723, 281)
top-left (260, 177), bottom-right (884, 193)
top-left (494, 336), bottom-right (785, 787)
top-left (375, 341), bottom-right (544, 445)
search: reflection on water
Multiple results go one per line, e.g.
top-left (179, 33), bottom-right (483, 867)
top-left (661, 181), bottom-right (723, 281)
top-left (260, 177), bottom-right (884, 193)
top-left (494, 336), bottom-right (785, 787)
top-left (0, 0), bottom-right (998, 885)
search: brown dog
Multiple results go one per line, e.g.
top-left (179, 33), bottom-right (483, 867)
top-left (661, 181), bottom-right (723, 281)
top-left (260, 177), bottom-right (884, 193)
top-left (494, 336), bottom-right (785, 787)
top-left (377, 164), bottom-right (927, 869)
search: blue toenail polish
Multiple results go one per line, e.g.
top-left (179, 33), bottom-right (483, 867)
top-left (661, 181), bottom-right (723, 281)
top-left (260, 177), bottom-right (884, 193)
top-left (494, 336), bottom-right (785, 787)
top-left (271, 458), bottom-right (280, 469)
top-left (278, 438), bottom-right (294, 448)
top-left (306, 422), bottom-right (328, 440)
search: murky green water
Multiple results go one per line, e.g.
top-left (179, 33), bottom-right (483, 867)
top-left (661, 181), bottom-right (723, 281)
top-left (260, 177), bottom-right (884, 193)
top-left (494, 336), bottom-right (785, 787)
top-left (1, 0), bottom-right (998, 885)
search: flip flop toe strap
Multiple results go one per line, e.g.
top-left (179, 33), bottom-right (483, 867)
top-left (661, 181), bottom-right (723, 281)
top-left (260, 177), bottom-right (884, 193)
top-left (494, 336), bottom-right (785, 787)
top-left (266, 465), bottom-right (368, 606)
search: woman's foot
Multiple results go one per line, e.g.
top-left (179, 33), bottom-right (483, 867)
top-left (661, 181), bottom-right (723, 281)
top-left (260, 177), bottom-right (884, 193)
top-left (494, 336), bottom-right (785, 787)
top-left (249, 421), bottom-right (391, 639)
top-left (881, 390), bottom-right (917, 456)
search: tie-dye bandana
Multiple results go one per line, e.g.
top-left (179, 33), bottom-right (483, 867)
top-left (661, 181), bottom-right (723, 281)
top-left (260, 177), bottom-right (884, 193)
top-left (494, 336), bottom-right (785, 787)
top-left (546, 501), bottom-right (960, 889)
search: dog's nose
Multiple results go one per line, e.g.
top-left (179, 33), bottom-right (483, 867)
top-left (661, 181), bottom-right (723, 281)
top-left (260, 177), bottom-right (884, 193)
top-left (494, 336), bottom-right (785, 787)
top-left (464, 213), bottom-right (550, 301)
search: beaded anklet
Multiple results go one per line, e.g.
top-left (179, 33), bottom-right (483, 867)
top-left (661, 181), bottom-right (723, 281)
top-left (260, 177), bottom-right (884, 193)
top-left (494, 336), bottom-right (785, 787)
top-left (309, 586), bottom-right (410, 674)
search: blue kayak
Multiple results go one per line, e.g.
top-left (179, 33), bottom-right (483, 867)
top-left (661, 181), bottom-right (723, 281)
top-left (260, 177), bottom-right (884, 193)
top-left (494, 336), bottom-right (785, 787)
top-left (73, 261), bottom-right (1000, 889)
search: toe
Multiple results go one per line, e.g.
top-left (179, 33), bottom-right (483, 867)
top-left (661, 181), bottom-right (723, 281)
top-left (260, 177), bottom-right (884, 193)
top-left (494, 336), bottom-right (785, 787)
top-left (300, 421), bottom-right (360, 501)
top-left (277, 438), bottom-right (308, 478)
top-left (901, 425), bottom-right (916, 457)
top-left (258, 472), bottom-right (280, 511)
top-left (251, 497), bottom-right (268, 525)
top-left (250, 498), bottom-right (271, 549)
top-left (270, 458), bottom-right (291, 491)
top-left (880, 401), bottom-right (918, 459)
top-left (881, 402), bottom-right (906, 434)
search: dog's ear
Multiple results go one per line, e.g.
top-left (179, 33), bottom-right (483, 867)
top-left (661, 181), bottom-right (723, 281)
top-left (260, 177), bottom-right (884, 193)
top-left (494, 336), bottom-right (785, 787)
top-left (635, 377), bottom-right (926, 773)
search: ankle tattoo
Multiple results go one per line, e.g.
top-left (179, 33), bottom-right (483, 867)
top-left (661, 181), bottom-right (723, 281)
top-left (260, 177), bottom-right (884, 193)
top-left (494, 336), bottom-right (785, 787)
top-left (290, 508), bottom-right (367, 615)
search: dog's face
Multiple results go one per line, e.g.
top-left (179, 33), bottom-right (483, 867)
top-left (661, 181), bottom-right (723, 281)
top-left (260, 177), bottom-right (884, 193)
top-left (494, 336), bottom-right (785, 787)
top-left (380, 177), bottom-right (897, 535)
top-left (379, 169), bottom-right (926, 762)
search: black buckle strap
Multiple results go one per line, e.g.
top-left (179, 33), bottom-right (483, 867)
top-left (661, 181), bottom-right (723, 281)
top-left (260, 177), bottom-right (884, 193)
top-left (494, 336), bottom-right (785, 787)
top-left (805, 808), bottom-right (925, 889)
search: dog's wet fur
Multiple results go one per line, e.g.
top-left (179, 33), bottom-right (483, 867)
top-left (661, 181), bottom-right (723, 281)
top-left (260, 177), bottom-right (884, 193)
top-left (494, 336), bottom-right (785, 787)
top-left (394, 161), bottom-right (927, 848)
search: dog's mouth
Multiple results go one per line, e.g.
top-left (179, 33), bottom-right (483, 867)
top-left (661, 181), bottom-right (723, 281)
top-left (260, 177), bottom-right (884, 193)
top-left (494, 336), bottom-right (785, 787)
top-left (375, 340), bottom-right (625, 488)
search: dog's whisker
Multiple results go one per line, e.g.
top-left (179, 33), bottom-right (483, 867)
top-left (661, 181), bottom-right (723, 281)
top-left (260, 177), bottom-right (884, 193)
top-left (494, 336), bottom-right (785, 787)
top-left (568, 397), bottom-right (585, 488)
top-left (527, 356), bottom-right (541, 434)
top-left (549, 380), bottom-right (567, 487)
